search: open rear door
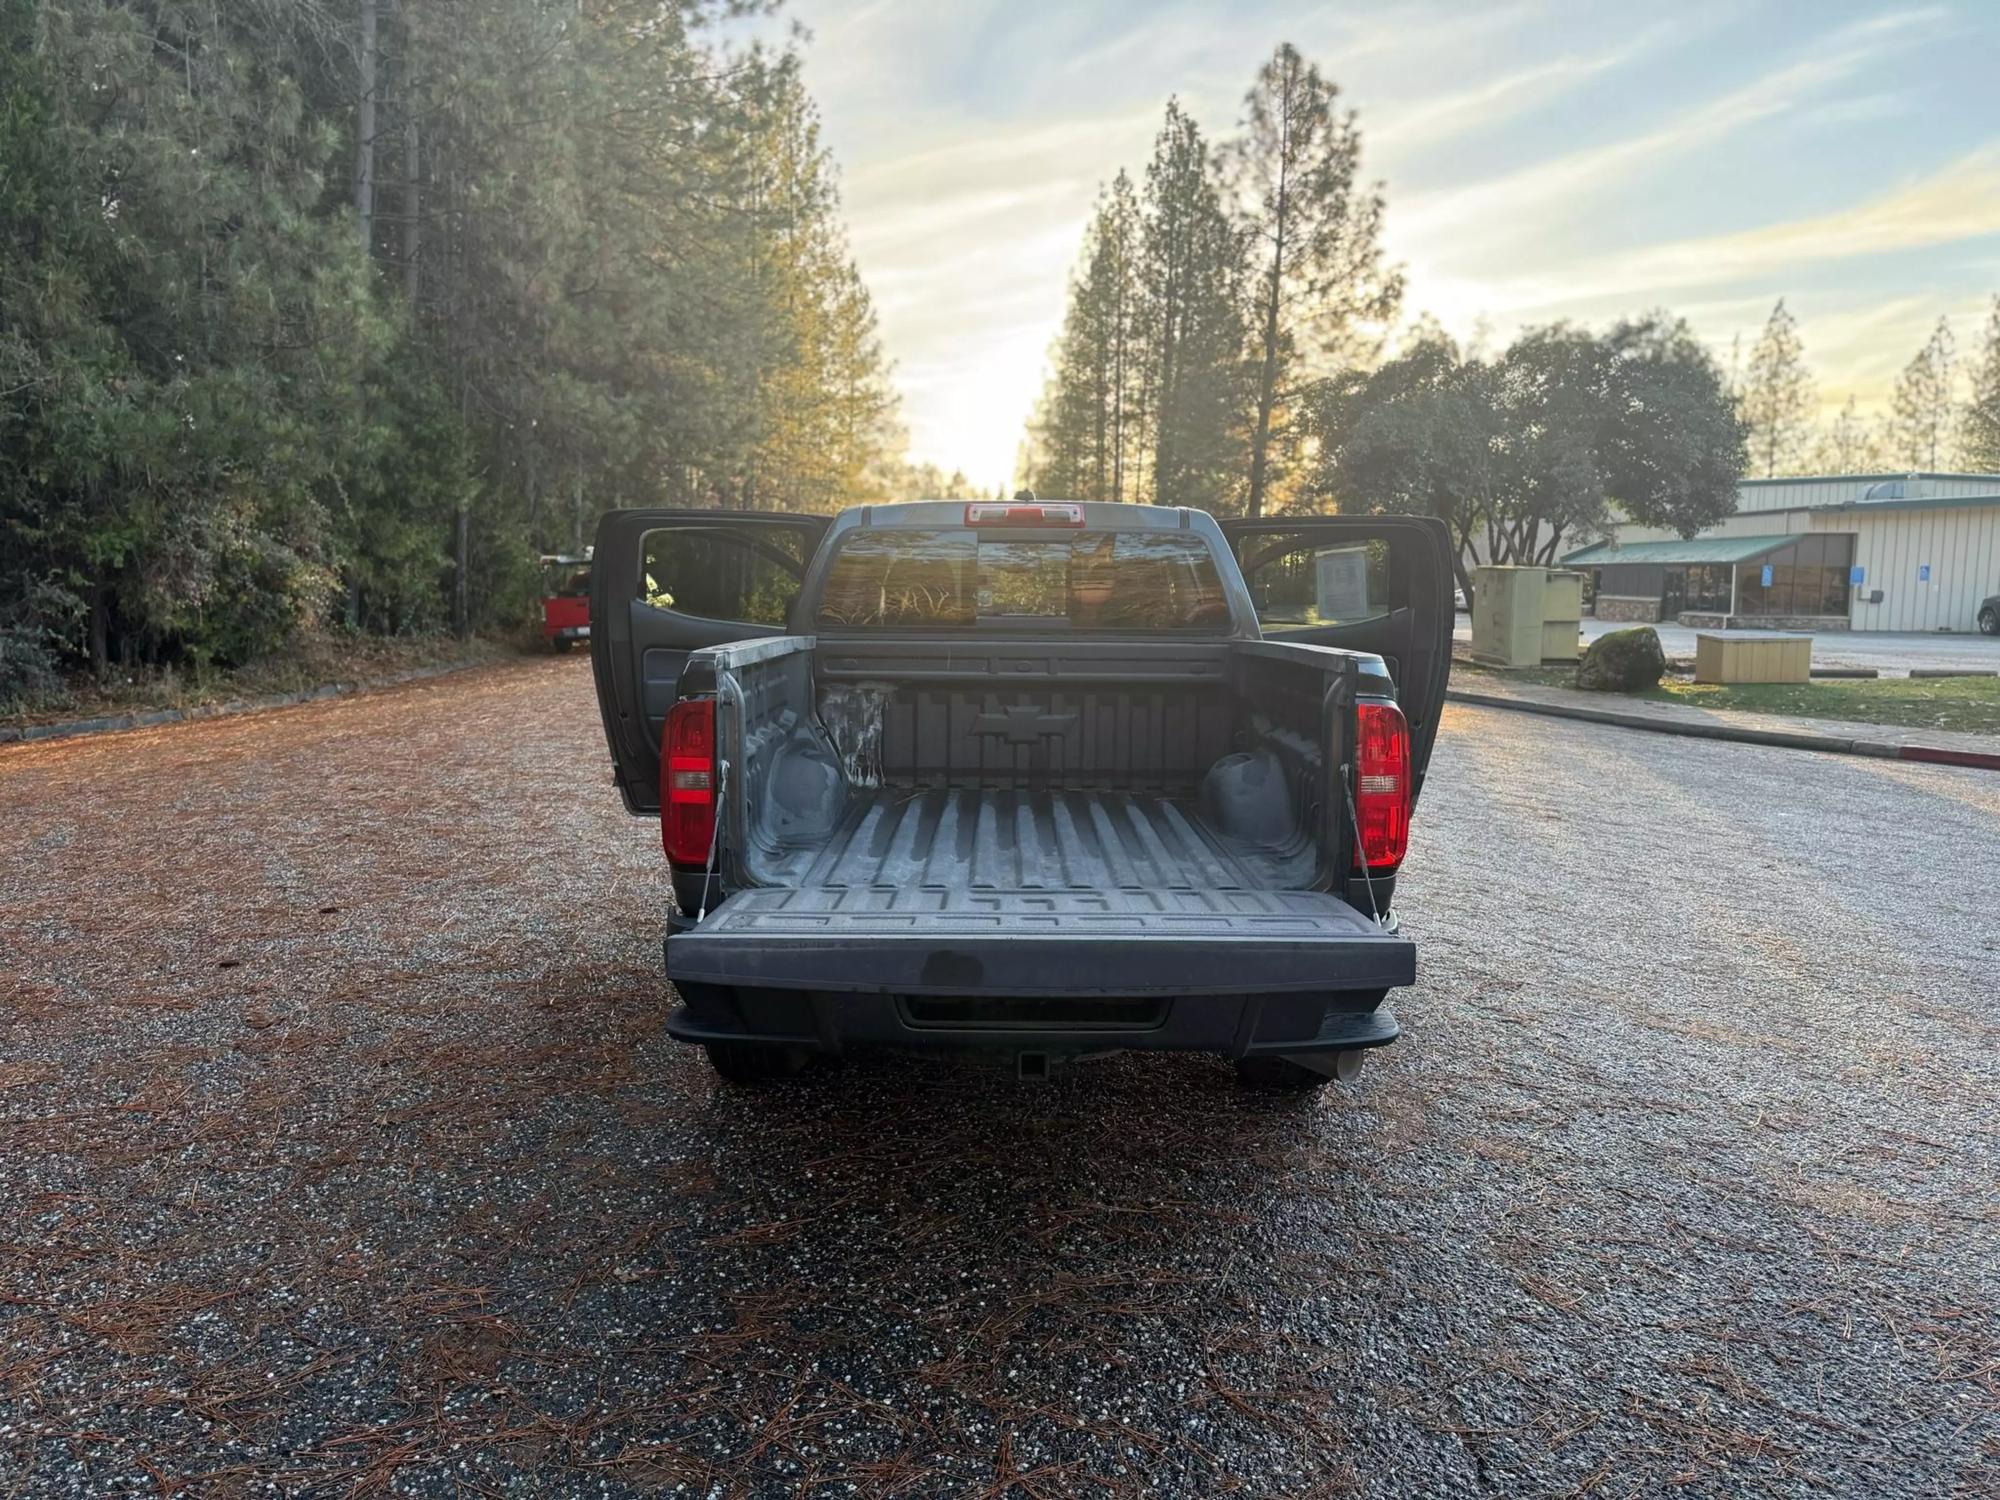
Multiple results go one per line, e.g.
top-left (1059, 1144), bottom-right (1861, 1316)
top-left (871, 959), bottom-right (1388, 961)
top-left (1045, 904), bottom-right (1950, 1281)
top-left (590, 508), bottom-right (831, 815)
top-left (1221, 515), bottom-right (1455, 797)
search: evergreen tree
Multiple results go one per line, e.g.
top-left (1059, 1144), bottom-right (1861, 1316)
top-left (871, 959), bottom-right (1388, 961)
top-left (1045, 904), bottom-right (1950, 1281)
top-left (1026, 173), bottom-right (1142, 501)
top-left (1889, 317), bottom-right (1957, 470)
top-left (1224, 43), bottom-right (1400, 516)
top-left (1138, 100), bottom-right (1247, 512)
top-left (1738, 299), bottom-right (1816, 477)
top-left (1960, 297), bottom-right (2000, 474)
top-left (0, 0), bottom-right (909, 700)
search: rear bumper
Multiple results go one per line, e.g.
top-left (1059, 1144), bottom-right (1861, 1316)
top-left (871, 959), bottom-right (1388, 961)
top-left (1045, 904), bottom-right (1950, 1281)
top-left (544, 623), bottom-right (591, 640)
top-left (663, 984), bottom-right (1400, 1059)
top-left (661, 903), bottom-right (1413, 1057)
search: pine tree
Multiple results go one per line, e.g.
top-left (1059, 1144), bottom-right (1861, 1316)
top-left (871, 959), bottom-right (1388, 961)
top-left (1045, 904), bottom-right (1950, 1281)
top-left (1889, 317), bottom-right (1957, 470)
top-left (1738, 299), bottom-right (1815, 477)
top-left (1138, 99), bottom-right (1247, 512)
top-left (1224, 43), bottom-right (1400, 516)
top-left (1960, 297), bottom-right (2000, 474)
top-left (1025, 173), bottom-right (1142, 501)
top-left (0, 0), bottom-right (908, 699)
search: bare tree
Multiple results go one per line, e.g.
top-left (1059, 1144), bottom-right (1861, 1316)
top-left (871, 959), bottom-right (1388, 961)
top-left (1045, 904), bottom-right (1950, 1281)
top-left (1960, 297), bottom-right (2000, 473)
top-left (1810, 396), bottom-right (1886, 473)
top-left (1738, 299), bottom-right (1815, 476)
top-left (1890, 317), bottom-right (1957, 470)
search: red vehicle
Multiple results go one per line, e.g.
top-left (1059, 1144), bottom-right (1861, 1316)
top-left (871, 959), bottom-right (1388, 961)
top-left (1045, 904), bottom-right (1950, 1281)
top-left (540, 553), bottom-right (592, 651)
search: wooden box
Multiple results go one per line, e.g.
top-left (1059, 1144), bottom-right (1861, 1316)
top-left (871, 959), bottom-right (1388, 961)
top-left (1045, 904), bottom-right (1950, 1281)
top-left (1694, 632), bottom-right (1811, 685)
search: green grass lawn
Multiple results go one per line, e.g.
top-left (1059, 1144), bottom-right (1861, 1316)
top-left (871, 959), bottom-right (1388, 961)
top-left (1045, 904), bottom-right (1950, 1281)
top-left (1456, 660), bottom-right (2000, 736)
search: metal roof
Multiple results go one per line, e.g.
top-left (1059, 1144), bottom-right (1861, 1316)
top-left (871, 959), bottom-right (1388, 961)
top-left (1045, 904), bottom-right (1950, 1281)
top-left (1738, 471), bottom-right (2000, 486)
top-left (1562, 535), bottom-right (1798, 567)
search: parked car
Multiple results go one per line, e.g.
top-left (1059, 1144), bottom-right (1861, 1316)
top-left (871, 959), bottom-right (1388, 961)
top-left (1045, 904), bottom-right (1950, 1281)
top-left (1980, 593), bottom-right (1999, 635)
top-left (540, 553), bottom-right (592, 651)
top-left (588, 500), bottom-right (1453, 1089)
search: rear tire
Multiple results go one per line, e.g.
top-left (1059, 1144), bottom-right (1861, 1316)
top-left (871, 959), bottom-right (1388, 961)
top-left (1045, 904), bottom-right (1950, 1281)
top-left (552, 637), bottom-right (574, 653)
top-left (1234, 1049), bottom-right (1364, 1091)
top-left (1980, 606), bottom-right (1999, 636)
top-left (704, 1041), bottom-right (809, 1084)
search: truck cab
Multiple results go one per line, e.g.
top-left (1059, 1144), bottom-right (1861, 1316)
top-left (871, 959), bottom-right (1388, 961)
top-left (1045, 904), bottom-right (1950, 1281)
top-left (589, 501), bottom-right (1453, 1088)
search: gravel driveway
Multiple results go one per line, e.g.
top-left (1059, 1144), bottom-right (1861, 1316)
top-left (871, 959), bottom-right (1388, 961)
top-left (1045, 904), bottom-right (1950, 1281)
top-left (3, 658), bottom-right (1995, 1497)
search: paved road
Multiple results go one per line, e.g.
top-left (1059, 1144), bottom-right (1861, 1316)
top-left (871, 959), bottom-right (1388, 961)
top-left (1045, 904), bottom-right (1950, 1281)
top-left (1456, 612), bottom-right (2000, 674)
top-left (3, 660), bottom-right (1995, 1497)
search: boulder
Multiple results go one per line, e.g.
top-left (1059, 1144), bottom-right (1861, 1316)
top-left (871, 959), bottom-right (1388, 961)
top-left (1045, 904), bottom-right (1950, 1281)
top-left (1575, 626), bottom-right (1666, 692)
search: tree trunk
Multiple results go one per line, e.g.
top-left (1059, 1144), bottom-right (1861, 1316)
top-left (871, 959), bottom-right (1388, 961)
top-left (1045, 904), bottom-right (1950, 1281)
top-left (454, 504), bottom-right (469, 639)
top-left (355, 0), bottom-right (377, 252)
top-left (1246, 96), bottom-right (1291, 521)
top-left (1110, 293), bottom-right (1126, 502)
top-left (402, 98), bottom-right (420, 302)
top-left (88, 579), bottom-right (109, 676)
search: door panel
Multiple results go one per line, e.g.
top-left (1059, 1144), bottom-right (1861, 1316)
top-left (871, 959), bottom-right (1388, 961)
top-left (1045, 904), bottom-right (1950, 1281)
top-left (591, 509), bottom-right (831, 815)
top-left (1221, 515), bottom-right (1455, 796)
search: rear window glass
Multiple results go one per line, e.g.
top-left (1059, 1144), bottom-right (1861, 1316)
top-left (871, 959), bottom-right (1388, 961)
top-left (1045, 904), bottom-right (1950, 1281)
top-left (816, 529), bottom-right (1231, 631)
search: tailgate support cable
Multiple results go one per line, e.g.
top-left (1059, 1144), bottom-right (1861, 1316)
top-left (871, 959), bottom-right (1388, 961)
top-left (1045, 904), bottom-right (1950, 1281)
top-left (1340, 768), bottom-right (1384, 928)
top-left (697, 756), bottom-right (728, 923)
top-left (696, 659), bottom-right (740, 924)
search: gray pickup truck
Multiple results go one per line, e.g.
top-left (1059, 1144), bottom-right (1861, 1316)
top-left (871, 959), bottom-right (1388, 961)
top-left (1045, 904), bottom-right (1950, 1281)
top-left (589, 499), bottom-right (1452, 1088)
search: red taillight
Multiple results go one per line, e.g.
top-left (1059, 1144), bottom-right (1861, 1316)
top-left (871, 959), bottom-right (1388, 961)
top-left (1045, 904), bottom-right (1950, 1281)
top-left (1353, 700), bottom-right (1411, 871)
top-left (661, 698), bottom-right (716, 866)
top-left (963, 502), bottom-right (1085, 527)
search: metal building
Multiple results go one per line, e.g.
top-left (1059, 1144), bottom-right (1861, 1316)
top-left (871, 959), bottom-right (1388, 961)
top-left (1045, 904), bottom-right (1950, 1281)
top-left (1566, 473), bottom-right (2000, 633)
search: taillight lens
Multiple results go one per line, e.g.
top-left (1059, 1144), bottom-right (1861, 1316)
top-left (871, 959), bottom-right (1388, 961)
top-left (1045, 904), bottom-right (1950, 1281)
top-left (1353, 700), bottom-right (1411, 870)
top-left (661, 698), bottom-right (716, 866)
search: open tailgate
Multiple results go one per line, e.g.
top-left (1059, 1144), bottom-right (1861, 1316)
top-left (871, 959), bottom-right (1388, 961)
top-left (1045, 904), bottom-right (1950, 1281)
top-left (668, 887), bottom-right (1413, 996)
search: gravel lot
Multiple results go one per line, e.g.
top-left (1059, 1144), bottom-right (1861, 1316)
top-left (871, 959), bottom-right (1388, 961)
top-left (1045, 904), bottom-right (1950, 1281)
top-left (3, 657), bottom-right (1996, 1497)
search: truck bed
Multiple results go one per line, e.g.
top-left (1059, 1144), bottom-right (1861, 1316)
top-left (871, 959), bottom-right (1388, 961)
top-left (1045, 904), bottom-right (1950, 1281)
top-left (759, 787), bottom-right (1317, 894)
top-left (669, 632), bottom-right (1414, 1004)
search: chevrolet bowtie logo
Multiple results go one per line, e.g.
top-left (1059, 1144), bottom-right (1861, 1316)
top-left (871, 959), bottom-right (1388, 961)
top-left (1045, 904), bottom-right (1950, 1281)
top-left (971, 706), bottom-right (1079, 743)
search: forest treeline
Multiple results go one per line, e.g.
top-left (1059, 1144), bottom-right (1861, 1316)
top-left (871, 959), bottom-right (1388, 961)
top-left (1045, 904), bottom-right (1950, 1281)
top-left (0, 0), bottom-right (906, 700)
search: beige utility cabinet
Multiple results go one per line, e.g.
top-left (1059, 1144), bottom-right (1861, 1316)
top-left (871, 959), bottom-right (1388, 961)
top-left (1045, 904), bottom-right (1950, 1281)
top-left (1473, 566), bottom-right (1584, 667)
top-left (1694, 632), bottom-right (1811, 684)
top-left (1540, 570), bottom-right (1584, 663)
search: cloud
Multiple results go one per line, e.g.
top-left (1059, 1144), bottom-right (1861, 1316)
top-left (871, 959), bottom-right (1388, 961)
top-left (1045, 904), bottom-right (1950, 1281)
top-left (1369, 23), bottom-right (1679, 153)
top-left (1392, 6), bottom-right (1951, 249)
top-left (1466, 146), bottom-right (2000, 313)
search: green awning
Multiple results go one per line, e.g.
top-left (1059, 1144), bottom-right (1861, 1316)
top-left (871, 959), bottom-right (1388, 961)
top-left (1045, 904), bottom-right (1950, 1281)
top-left (1562, 534), bottom-right (1797, 567)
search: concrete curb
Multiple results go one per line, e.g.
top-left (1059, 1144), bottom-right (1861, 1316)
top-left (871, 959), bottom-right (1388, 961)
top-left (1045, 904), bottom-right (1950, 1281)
top-left (0, 655), bottom-right (507, 747)
top-left (1446, 687), bottom-right (2000, 772)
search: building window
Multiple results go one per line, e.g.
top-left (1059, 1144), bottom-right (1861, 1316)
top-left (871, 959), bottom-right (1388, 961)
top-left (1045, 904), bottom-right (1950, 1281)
top-left (1735, 535), bottom-right (1855, 617)
top-left (1682, 565), bottom-right (1731, 613)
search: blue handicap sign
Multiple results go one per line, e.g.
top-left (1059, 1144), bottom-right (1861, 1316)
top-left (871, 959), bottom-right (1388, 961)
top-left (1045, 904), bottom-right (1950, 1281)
top-left (1919, 563), bottom-right (1931, 582)
top-left (1761, 564), bottom-right (1773, 587)
top-left (1850, 565), bottom-right (1864, 585)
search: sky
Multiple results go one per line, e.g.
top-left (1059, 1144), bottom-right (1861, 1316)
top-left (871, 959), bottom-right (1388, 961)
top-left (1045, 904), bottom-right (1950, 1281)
top-left (756, 0), bottom-right (2000, 486)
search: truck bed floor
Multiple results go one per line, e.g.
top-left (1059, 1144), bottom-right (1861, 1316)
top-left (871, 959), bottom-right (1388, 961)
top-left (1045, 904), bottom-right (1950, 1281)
top-left (761, 788), bottom-right (1316, 895)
